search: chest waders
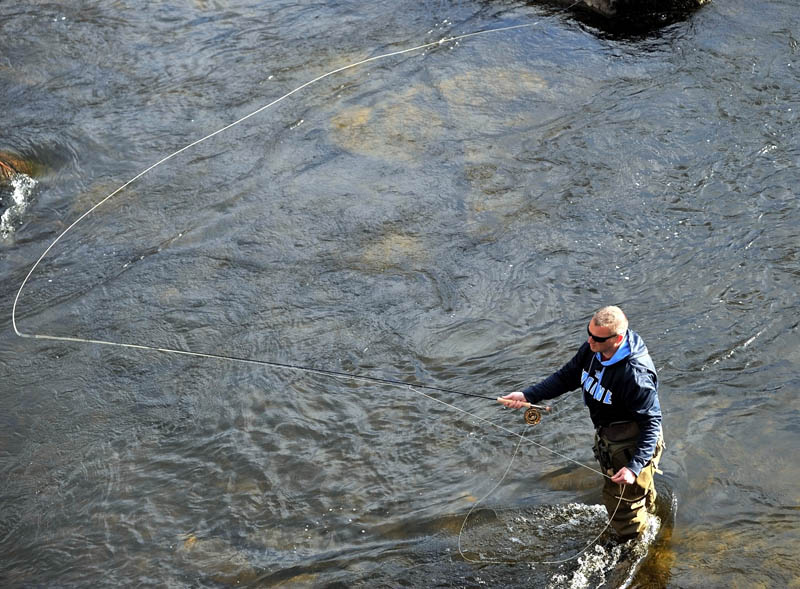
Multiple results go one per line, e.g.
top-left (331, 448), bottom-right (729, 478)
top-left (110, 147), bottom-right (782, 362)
top-left (592, 421), bottom-right (664, 540)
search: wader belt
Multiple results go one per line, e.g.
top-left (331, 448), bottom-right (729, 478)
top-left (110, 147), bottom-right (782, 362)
top-left (599, 421), bottom-right (640, 441)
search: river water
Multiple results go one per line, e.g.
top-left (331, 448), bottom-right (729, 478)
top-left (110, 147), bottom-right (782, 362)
top-left (1, 1), bottom-right (798, 587)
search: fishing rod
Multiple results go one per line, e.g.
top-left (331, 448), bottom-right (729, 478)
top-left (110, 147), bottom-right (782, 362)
top-left (249, 358), bottom-right (554, 425)
top-left (17, 329), bottom-right (552, 423)
top-left (289, 364), bottom-right (553, 424)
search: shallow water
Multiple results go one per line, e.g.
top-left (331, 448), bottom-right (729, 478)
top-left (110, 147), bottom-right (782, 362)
top-left (1, 0), bottom-right (799, 587)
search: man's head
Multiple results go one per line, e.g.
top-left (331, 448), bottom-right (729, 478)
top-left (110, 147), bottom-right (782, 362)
top-left (587, 306), bottom-right (628, 359)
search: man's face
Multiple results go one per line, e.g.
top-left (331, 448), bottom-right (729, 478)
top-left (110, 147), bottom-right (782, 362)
top-left (587, 319), bottom-right (621, 357)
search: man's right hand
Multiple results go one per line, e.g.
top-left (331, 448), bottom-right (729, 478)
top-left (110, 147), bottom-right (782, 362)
top-left (497, 391), bottom-right (528, 409)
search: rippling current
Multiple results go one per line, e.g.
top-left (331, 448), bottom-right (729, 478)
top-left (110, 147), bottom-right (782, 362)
top-left (1, 1), bottom-right (798, 587)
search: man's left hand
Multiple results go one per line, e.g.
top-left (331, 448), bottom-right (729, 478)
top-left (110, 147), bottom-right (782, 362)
top-left (610, 467), bottom-right (636, 485)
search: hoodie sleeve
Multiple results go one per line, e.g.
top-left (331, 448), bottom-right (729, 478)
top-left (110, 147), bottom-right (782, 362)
top-left (521, 343), bottom-right (589, 404)
top-left (626, 367), bottom-right (662, 475)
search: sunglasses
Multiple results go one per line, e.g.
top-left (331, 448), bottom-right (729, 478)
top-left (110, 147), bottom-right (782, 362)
top-left (587, 325), bottom-right (618, 343)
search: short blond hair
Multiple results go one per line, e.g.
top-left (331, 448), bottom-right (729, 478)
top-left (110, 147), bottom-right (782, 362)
top-left (592, 306), bottom-right (628, 335)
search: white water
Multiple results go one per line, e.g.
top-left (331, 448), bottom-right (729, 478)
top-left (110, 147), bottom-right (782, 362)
top-left (457, 501), bottom-right (662, 588)
top-left (1, 173), bottom-right (37, 238)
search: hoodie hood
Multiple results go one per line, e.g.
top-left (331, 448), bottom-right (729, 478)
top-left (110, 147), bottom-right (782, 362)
top-left (597, 329), bottom-right (648, 366)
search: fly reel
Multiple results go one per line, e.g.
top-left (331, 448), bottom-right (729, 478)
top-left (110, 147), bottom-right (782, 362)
top-left (496, 397), bottom-right (551, 424)
top-left (524, 407), bottom-right (542, 425)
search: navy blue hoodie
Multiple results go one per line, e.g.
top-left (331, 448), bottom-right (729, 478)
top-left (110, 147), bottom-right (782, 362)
top-left (522, 329), bottom-right (662, 475)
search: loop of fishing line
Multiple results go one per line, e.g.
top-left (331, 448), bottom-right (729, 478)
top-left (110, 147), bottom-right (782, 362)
top-left (458, 424), bottom-right (530, 566)
top-left (12, 24), bottom-right (543, 331)
top-left (11, 3), bottom-right (583, 336)
top-left (456, 425), bottom-right (626, 567)
top-left (412, 390), bottom-right (624, 565)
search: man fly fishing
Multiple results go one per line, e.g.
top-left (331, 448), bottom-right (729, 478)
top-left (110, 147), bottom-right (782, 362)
top-left (500, 305), bottom-right (663, 540)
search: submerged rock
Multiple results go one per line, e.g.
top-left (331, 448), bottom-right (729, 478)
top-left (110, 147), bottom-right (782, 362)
top-left (0, 151), bottom-right (38, 182)
top-left (329, 88), bottom-right (443, 163)
top-left (361, 232), bottom-right (427, 271)
top-left (569, 0), bottom-right (710, 18)
top-left (545, 0), bottom-right (711, 32)
top-left (177, 533), bottom-right (259, 585)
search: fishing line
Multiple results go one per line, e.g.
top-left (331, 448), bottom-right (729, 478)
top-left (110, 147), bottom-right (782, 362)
top-left (10, 0), bottom-right (603, 486)
top-left (11, 22), bottom-right (547, 335)
top-left (11, 0), bottom-right (622, 566)
top-left (12, 4), bottom-right (582, 336)
top-left (11, 0), bottom-right (591, 471)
